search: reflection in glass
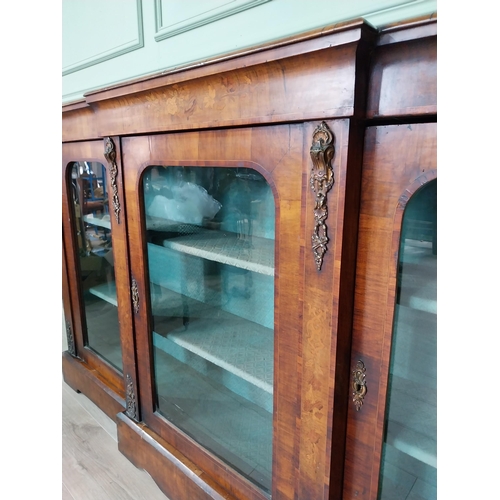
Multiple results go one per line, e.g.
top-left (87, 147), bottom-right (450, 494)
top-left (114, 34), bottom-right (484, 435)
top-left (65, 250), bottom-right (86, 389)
top-left (70, 162), bottom-right (122, 371)
top-left (142, 166), bottom-right (275, 494)
top-left (378, 180), bottom-right (437, 499)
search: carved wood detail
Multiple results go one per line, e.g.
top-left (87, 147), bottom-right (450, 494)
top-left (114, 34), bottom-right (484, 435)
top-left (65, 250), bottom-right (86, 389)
top-left (309, 121), bottom-right (335, 270)
top-left (103, 137), bottom-right (121, 224)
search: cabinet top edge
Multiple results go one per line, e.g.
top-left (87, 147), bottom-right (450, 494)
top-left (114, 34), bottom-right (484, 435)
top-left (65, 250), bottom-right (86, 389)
top-left (62, 16), bottom-right (437, 113)
top-left (379, 12), bottom-right (437, 33)
top-left (377, 13), bottom-right (437, 45)
top-left (62, 99), bottom-right (90, 112)
top-left (77, 18), bottom-right (375, 107)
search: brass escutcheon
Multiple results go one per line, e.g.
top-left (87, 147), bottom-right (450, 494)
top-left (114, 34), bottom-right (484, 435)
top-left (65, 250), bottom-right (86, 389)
top-left (352, 360), bottom-right (367, 411)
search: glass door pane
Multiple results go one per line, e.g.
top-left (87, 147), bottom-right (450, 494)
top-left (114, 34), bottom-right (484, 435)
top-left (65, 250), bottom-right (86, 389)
top-left (69, 162), bottom-right (123, 371)
top-left (378, 180), bottom-right (437, 499)
top-left (142, 165), bottom-right (275, 494)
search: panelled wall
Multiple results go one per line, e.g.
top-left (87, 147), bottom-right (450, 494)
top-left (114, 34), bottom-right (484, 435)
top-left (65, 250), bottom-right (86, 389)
top-left (62, 0), bottom-right (436, 104)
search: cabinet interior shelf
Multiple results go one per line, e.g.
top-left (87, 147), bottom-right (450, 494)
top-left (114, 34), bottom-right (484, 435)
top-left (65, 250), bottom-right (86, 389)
top-left (154, 316), bottom-right (273, 395)
top-left (146, 216), bottom-right (274, 276)
top-left (83, 214), bottom-right (111, 230)
top-left (88, 281), bottom-right (117, 306)
top-left (88, 280), bottom-right (273, 403)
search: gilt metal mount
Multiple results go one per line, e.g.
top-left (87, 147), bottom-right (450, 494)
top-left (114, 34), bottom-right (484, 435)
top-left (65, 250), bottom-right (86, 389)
top-left (352, 360), bottom-right (367, 411)
top-left (309, 121), bottom-right (335, 271)
top-left (131, 277), bottom-right (140, 314)
top-left (126, 374), bottom-right (138, 420)
top-left (104, 137), bottom-right (121, 224)
top-left (66, 321), bottom-right (76, 357)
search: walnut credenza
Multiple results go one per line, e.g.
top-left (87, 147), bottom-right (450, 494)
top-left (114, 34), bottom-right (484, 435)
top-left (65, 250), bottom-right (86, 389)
top-left (62, 15), bottom-right (437, 500)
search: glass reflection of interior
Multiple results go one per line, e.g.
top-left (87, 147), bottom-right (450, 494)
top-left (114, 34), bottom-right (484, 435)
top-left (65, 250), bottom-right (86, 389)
top-left (142, 166), bottom-right (275, 494)
top-left (70, 162), bottom-right (122, 371)
top-left (378, 180), bottom-right (437, 500)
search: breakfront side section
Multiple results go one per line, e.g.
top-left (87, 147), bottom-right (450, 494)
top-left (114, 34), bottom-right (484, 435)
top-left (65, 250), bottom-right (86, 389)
top-left (342, 18), bottom-right (437, 499)
top-left (343, 122), bottom-right (437, 500)
top-left (62, 138), bottom-right (137, 420)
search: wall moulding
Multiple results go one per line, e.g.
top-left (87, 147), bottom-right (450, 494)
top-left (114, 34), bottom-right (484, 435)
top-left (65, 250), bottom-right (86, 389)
top-left (62, 21), bottom-right (379, 142)
top-left (62, 0), bottom-right (144, 76)
top-left (154, 0), bottom-right (272, 42)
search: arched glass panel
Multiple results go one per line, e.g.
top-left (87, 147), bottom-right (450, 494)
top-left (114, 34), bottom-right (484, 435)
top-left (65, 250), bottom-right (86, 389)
top-left (378, 180), bottom-right (437, 499)
top-left (69, 162), bottom-right (122, 371)
top-left (142, 165), bottom-right (275, 494)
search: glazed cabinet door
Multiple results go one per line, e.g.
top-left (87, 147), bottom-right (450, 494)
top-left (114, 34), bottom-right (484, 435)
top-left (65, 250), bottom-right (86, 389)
top-left (121, 126), bottom-right (302, 500)
top-left (343, 123), bottom-right (437, 500)
top-left (62, 139), bottom-right (136, 418)
top-left (119, 120), bottom-right (364, 500)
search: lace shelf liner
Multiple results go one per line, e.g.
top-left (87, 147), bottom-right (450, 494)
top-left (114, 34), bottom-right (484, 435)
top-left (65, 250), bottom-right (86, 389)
top-left (86, 280), bottom-right (274, 395)
top-left (146, 217), bottom-right (275, 276)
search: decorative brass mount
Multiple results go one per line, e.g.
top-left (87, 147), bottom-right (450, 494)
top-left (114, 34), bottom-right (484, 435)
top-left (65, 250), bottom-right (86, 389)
top-left (352, 360), bottom-right (367, 411)
top-left (131, 277), bottom-right (140, 314)
top-left (66, 321), bottom-right (75, 357)
top-left (103, 137), bottom-right (121, 224)
top-left (126, 374), bottom-right (137, 420)
top-left (309, 121), bottom-right (335, 271)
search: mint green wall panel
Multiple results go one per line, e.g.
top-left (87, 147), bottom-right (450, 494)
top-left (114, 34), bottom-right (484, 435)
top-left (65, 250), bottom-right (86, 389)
top-left (62, 0), bottom-right (437, 103)
top-left (62, 0), bottom-right (144, 76)
top-left (154, 0), bottom-right (272, 41)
